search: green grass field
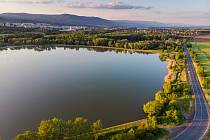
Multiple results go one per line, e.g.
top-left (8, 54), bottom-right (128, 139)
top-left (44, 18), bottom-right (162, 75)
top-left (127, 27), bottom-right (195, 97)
top-left (0, 34), bottom-right (11, 36)
top-left (192, 42), bottom-right (210, 91)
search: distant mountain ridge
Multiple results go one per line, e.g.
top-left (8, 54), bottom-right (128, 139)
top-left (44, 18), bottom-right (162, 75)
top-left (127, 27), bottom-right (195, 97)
top-left (114, 20), bottom-right (170, 27)
top-left (0, 13), bottom-right (114, 26)
top-left (0, 13), bottom-right (191, 28)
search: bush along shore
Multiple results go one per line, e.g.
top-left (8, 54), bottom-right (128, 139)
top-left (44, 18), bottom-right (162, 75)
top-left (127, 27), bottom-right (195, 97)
top-left (144, 49), bottom-right (191, 126)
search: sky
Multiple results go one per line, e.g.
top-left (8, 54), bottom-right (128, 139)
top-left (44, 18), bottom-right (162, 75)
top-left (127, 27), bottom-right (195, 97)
top-left (0, 0), bottom-right (209, 26)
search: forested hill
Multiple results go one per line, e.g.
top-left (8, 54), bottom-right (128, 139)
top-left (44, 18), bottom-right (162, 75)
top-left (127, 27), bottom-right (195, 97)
top-left (0, 13), bottom-right (114, 26)
top-left (0, 13), bottom-right (175, 27)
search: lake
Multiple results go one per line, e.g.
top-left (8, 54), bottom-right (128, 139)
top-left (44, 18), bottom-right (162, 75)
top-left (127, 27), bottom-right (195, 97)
top-left (0, 47), bottom-right (167, 139)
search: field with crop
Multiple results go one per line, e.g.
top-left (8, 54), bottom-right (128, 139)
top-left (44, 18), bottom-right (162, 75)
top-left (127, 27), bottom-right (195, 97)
top-left (192, 41), bottom-right (210, 95)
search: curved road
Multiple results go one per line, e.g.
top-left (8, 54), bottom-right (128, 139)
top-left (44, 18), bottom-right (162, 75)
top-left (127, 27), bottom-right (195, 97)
top-left (172, 48), bottom-right (209, 140)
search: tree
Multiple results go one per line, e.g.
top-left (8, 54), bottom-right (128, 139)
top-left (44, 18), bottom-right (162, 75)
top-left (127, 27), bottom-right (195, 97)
top-left (15, 131), bottom-right (38, 140)
top-left (144, 116), bottom-right (158, 130)
top-left (163, 82), bottom-right (172, 94)
top-left (127, 128), bottom-right (135, 138)
top-left (37, 118), bottom-right (66, 140)
top-left (159, 53), bottom-right (166, 61)
top-left (66, 117), bottom-right (95, 140)
top-left (175, 52), bottom-right (183, 60)
top-left (155, 91), bottom-right (168, 104)
top-left (197, 65), bottom-right (205, 77)
top-left (143, 100), bottom-right (162, 116)
top-left (93, 38), bottom-right (111, 46)
top-left (92, 120), bottom-right (103, 131)
top-left (207, 90), bottom-right (210, 95)
top-left (108, 40), bottom-right (114, 47)
top-left (165, 109), bottom-right (183, 125)
top-left (110, 129), bottom-right (136, 140)
top-left (14, 117), bottom-right (98, 140)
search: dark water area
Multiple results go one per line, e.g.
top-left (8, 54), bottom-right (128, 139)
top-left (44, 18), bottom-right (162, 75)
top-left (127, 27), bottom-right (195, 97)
top-left (0, 47), bottom-right (167, 139)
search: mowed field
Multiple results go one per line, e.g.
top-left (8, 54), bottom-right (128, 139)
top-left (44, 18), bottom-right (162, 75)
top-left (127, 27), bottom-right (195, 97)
top-left (192, 37), bottom-right (210, 92)
top-left (193, 35), bottom-right (210, 140)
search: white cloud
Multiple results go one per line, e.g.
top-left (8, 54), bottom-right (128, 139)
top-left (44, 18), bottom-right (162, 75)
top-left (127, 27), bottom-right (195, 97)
top-left (67, 1), bottom-right (152, 10)
top-left (0, 0), bottom-right (152, 10)
top-left (0, 0), bottom-right (61, 4)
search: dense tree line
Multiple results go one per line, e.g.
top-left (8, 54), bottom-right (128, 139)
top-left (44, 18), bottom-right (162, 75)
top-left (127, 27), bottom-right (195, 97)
top-left (0, 30), bottom-right (187, 51)
top-left (15, 117), bottom-right (102, 140)
top-left (144, 48), bottom-right (191, 125)
top-left (15, 117), bottom-right (167, 140)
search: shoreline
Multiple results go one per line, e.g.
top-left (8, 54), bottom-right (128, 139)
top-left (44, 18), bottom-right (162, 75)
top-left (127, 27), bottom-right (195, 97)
top-left (0, 44), bottom-right (161, 53)
top-left (0, 43), bottom-right (163, 138)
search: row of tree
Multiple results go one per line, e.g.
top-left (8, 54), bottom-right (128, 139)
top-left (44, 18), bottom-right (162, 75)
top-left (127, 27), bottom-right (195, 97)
top-left (189, 48), bottom-right (209, 89)
top-left (0, 30), bottom-right (187, 51)
top-left (15, 117), bottom-right (102, 140)
top-left (144, 48), bottom-right (191, 125)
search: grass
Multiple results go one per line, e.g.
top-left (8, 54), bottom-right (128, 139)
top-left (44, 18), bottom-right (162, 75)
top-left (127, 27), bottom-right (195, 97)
top-left (191, 41), bottom-right (210, 109)
top-left (97, 119), bottom-right (145, 135)
top-left (192, 42), bottom-right (210, 88)
top-left (97, 127), bottom-right (170, 140)
top-left (188, 41), bottom-right (210, 139)
top-left (0, 34), bottom-right (11, 37)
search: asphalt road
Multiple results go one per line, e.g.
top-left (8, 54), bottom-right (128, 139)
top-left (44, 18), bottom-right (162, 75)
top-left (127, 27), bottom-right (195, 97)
top-left (172, 48), bottom-right (209, 140)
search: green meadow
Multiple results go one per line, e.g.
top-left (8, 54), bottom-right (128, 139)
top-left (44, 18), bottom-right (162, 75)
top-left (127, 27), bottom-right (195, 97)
top-left (192, 42), bottom-right (210, 92)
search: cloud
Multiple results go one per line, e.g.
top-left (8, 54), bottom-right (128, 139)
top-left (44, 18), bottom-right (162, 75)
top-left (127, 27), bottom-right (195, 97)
top-left (67, 1), bottom-right (152, 10)
top-left (0, 0), bottom-right (152, 10)
top-left (0, 0), bottom-right (61, 4)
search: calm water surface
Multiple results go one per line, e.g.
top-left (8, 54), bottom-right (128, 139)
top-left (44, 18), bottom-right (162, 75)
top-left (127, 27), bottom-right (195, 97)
top-left (0, 47), bottom-right (167, 139)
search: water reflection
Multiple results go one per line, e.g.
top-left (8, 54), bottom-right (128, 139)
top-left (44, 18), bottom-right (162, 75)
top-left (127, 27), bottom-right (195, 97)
top-left (1, 45), bottom-right (155, 55)
top-left (0, 46), bottom-right (167, 139)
